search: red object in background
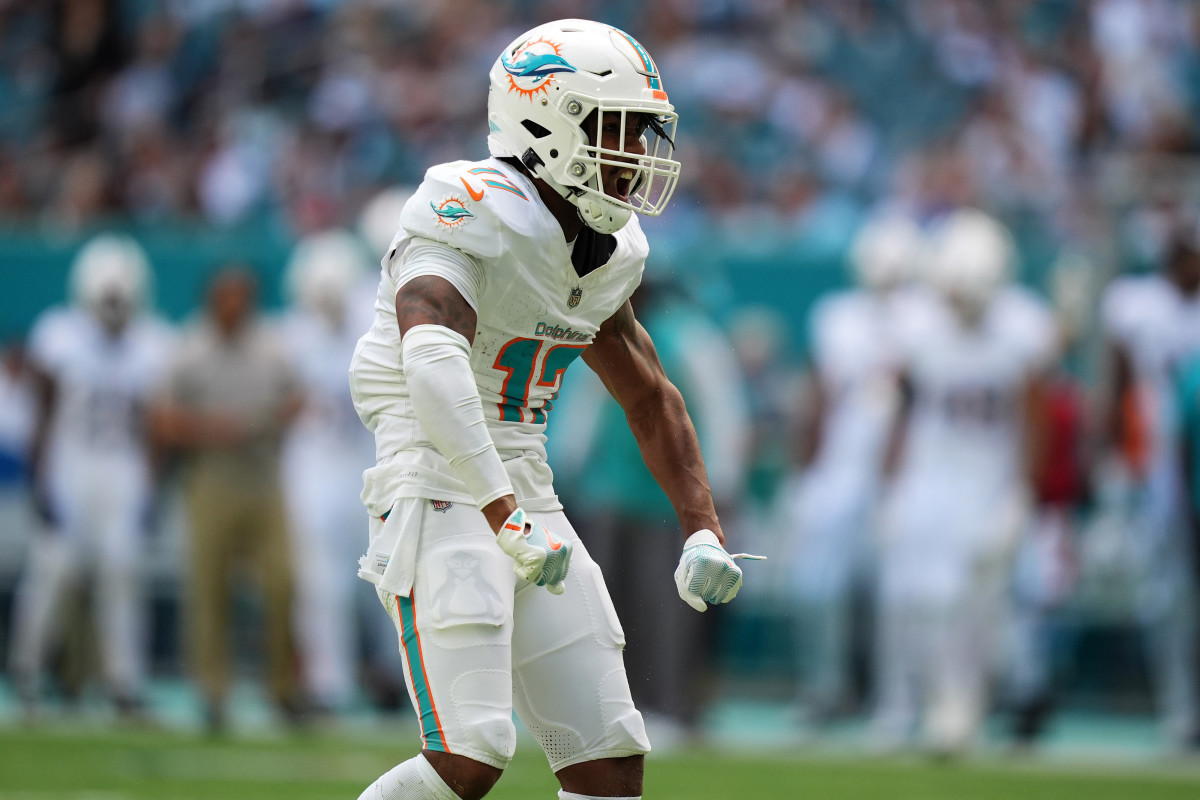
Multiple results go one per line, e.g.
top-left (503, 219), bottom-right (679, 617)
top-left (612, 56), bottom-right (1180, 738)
top-left (1036, 375), bottom-right (1087, 507)
top-left (1119, 386), bottom-right (1150, 481)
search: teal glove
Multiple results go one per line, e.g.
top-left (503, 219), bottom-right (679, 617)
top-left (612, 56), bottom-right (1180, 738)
top-left (495, 508), bottom-right (572, 594)
top-left (674, 530), bottom-right (765, 612)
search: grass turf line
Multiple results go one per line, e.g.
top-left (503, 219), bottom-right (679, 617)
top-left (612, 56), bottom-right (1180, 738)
top-left (1, 727), bottom-right (1200, 799)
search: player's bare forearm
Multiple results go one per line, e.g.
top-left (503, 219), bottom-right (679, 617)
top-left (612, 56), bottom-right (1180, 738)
top-left (481, 495), bottom-right (518, 532)
top-left (1103, 341), bottom-right (1133, 454)
top-left (881, 372), bottom-right (913, 480)
top-left (1021, 373), bottom-right (1050, 492)
top-left (27, 367), bottom-right (55, 485)
top-left (798, 368), bottom-right (827, 468)
top-left (584, 300), bottom-right (723, 543)
top-left (631, 381), bottom-right (723, 541)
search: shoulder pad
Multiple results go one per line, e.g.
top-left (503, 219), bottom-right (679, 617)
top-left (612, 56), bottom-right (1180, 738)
top-left (613, 212), bottom-right (649, 265)
top-left (27, 306), bottom-right (78, 370)
top-left (1100, 274), bottom-right (1156, 340)
top-left (399, 159), bottom-right (539, 261)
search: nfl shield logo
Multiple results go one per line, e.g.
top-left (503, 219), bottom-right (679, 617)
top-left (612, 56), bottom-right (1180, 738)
top-left (430, 500), bottom-right (453, 513)
top-left (568, 287), bottom-right (583, 308)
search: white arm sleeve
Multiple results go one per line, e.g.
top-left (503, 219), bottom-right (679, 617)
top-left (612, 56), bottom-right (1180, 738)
top-left (401, 323), bottom-right (514, 509)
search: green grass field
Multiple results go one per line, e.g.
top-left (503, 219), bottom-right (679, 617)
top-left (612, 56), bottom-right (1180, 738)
top-left (2, 725), bottom-right (1200, 800)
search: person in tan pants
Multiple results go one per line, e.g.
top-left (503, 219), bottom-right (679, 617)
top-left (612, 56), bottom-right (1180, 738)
top-left (151, 267), bottom-right (303, 732)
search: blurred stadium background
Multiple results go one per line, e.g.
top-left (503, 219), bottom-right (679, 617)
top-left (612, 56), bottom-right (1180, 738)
top-left (4, 0), bottom-right (1200, 797)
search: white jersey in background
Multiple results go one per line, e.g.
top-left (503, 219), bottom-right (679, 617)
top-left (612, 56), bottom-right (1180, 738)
top-left (789, 286), bottom-right (911, 598)
top-left (29, 307), bottom-right (173, 487)
top-left (281, 309), bottom-right (382, 709)
top-left (283, 311), bottom-right (375, 460)
top-left (11, 305), bottom-right (173, 705)
top-left (784, 286), bottom-right (912, 719)
top-left (882, 285), bottom-right (1056, 602)
top-left (1100, 272), bottom-right (1200, 745)
top-left (807, 288), bottom-right (916, 479)
top-left (870, 284), bottom-right (1056, 751)
top-left (1102, 273), bottom-right (1200, 472)
top-left (350, 157), bottom-right (646, 517)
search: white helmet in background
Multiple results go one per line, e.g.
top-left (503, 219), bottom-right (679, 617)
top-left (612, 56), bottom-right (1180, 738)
top-left (69, 233), bottom-right (150, 332)
top-left (925, 208), bottom-right (1014, 323)
top-left (487, 19), bottom-right (681, 234)
top-left (285, 229), bottom-right (371, 327)
top-left (849, 213), bottom-right (923, 292)
top-left (358, 185), bottom-right (415, 261)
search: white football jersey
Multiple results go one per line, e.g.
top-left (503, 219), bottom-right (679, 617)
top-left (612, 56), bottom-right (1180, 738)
top-left (894, 286), bottom-right (1057, 499)
top-left (807, 287), bottom-right (915, 476)
top-left (280, 310), bottom-right (374, 457)
top-left (350, 157), bottom-right (646, 515)
top-left (1101, 273), bottom-right (1200, 463)
top-left (28, 307), bottom-right (173, 462)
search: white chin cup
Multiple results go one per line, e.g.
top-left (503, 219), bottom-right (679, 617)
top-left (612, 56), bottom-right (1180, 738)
top-left (575, 194), bottom-right (631, 234)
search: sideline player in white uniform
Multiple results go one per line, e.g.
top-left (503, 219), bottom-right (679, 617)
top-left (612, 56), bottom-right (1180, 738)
top-left (1100, 214), bottom-right (1200, 748)
top-left (9, 234), bottom-right (172, 717)
top-left (280, 230), bottom-right (384, 712)
top-left (786, 212), bottom-right (923, 722)
top-left (872, 210), bottom-right (1057, 754)
top-left (349, 20), bottom-right (755, 800)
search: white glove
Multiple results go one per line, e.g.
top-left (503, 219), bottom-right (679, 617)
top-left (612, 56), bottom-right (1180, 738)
top-left (494, 508), bottom-right (572, 594)
top-left (674, 530), bottom-right (765, 612)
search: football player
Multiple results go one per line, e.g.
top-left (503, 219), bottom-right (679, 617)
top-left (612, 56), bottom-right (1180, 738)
top-left (785, 212), bottom-right (923, 723)
top-left (280, 230), bottom-right (386, 713)
top-left (1100, 208), bottom-right (1200, 749)
top-left (8, 233), bottom-right (173, 719)
top-left (349, 19), bottom-right (753, 800)
top-left (871, 210), bottom-right (1058, 755)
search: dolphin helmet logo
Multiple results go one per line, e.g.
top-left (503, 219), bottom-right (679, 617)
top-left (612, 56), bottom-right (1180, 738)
top-left (502, 38), bottom-right (576, 99)
top-left (502, 51), bottom-right (577, 80)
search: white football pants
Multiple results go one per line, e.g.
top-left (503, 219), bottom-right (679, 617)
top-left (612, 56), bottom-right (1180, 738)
top-left (285, 441), bottom-right (401, 708)
top-left (785, 467), bottom-right (872, 714)
top-left (9, 450), bottom-right (148, 699)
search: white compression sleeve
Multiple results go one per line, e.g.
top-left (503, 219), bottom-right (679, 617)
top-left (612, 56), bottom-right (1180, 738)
top-left (358, 754), bottom-right (458, 800)
top-left (401, 323), bottom-right (514, 508)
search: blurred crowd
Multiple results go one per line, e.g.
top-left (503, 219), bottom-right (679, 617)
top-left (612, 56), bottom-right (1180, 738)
top-left (0, 0), bottom-right (1197, 244)
top-left (2, 0), bottom-right (1200, 760)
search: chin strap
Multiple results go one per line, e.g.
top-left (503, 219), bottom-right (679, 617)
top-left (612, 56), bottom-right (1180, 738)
top-left (519, 147), bottom-right (544, 173)
top-left (521, 148), bottom-right (627, 234)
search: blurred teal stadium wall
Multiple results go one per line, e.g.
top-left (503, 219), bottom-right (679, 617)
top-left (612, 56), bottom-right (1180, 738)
top-left (0, 218), bottom-right (1059, 358)
top-left (0, 224), bottom-right (293, 338)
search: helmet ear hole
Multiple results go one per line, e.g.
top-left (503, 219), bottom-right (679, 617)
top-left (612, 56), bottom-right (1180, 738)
top-left (521, 120), bottom-right (552, 139)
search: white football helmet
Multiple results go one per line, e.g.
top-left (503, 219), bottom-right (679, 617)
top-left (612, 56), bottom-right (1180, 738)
top-left (487, 19), bottom-right (681, 234)
top-left (357, 185), bottom-right (415, 261)
top-left (925, 208), bottom-right (1014, 323)
top-left (285, 229), bottom-right (371, 326)
top-left (849, 212), bottom-right (924, 292)
top-left (69, 233), bottom-right (150, 330)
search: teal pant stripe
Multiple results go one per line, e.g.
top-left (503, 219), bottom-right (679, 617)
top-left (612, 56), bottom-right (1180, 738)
top-left (397, 592), bottom-right (447, 752)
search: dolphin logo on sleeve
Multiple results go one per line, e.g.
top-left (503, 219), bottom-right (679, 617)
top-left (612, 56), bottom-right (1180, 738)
top-left (430, 197), bottom-right (475, 228)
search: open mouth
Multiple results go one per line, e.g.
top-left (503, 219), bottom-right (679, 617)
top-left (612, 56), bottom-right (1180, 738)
top-left (612, 167), bottom-right (636, 202)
